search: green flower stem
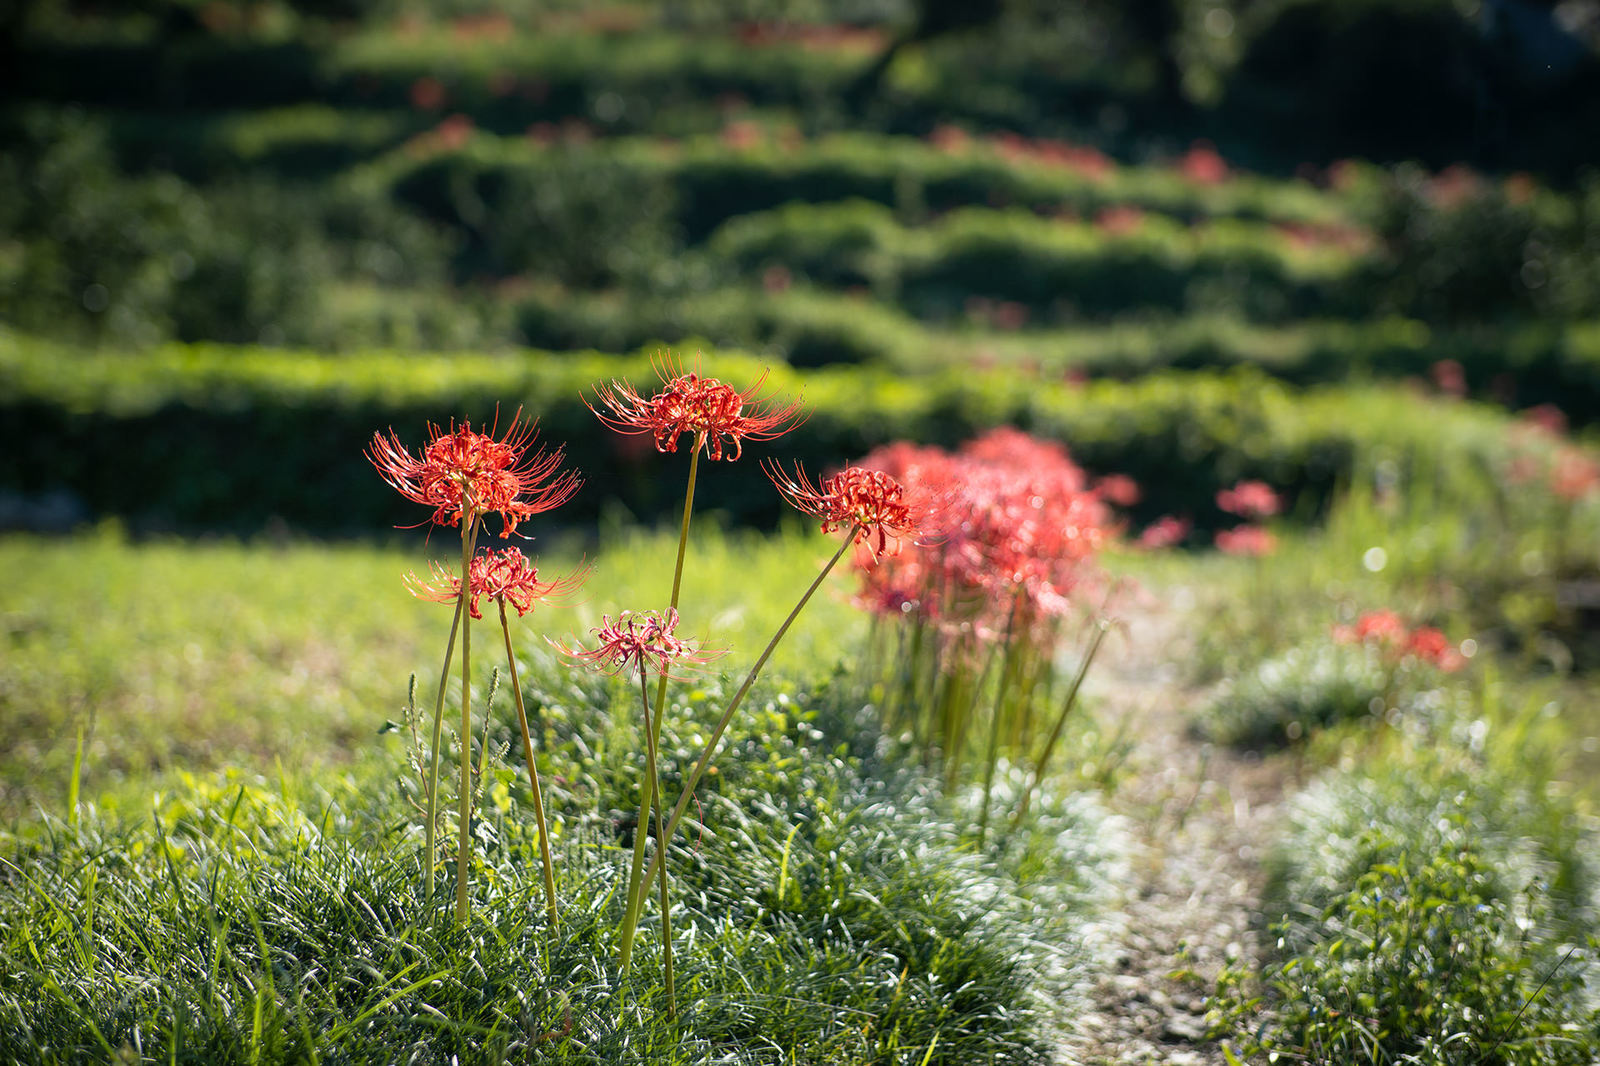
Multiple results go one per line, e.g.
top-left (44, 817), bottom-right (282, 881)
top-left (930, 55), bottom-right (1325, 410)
top-left (618, 446), bottom-right (700, 978)
top-left (423, 522), bottom-right (475, 906)
top-left (977, 594), bottom-right (1024, 846)
top-left (455, 519), bottom-right (477, 926)
top-left (638, 670), bottom-right (676, 1019)
top-left (632, 529), bottom-right (858, 930)
top-left (1012, 618), bottom-right (1109, 830)
top-left (500, 600), bottom-right (559, 927)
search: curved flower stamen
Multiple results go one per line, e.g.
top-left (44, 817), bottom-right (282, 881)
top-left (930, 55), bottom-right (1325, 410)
top-left (555, 608), bottom-right (721, 680)
top-left (764, 461), bottom-right (923, 563)
top-left (407, 547), bottom-right (588, 620)
top-left (588, 353), bottom-right (807, 462)
top-left (367, 409), bottom-right (582, 536)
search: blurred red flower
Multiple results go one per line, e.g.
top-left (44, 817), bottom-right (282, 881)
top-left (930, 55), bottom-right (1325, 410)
top-left (1095, 474), bottom-right (1141, 508)
top-left (1214, 525), bottom-right (1276, 556)
top-left (1216, 479), bottom-right (1282, 519)
top-left (1333, 611), bottom-right (1466, 671)
top-left (1429, 359), bottom-right (1467, 398)
top-left (1137, 515), bottom-right (1190, 550)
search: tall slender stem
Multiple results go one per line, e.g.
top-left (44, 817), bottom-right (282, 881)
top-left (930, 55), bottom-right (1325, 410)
top-left (977, 593), bottom-right (1024, 845)
top-left (423, 533), bottom-right (472, 905)
top-left (639, 671), bottom-right (676, 1018)
top-left (618, 447), bottom-right (700, 976)
top-left (1012, 619), bottom-right (1109, 829)
top-left (501, 600), bottom-right (559, 927)
top-left (455, 519), bottom-right (477, 926)
top-left (633, 531), bottom-right (858, 924)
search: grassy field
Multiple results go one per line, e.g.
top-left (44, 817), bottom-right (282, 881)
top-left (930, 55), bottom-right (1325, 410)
top-left (0, 522), bottom-right (862, 820)
top-left (7, 2), bottom-right (1600, 1061)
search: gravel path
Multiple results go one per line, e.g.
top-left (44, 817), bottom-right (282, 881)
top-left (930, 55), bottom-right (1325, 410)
top-left (1061, 592), bottom-right (1298, 1066)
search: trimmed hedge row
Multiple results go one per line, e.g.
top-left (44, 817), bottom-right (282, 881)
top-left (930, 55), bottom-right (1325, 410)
top-left (508, 286), bottom-right (1600, 416)
top-left (358, 131), bottom-right (1357, 243)
top-left (701, 200), bottom-right (1361, 322)
top-left (1, 332), bottom-right (1525, 536)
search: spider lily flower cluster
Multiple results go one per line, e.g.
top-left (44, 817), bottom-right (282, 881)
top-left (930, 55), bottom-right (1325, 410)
top-left (369, 412), bottom-right (582, 927)
top-left (1214, 478), bottom-right (1281, 556)
top-left (371, 359), bottom-right (935, 1019)
top-left (368, 365), bottom-right (1150, 1016)
top-left (847, 428), bottom-right (1134, 838)
top-left (1333, 610), bottom-right (1468, 672)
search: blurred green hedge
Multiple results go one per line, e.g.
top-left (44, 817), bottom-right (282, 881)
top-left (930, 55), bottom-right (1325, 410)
top-left (508, 287), bottom-right (1600, 415)
top-left (700, 199), bottom-right (1357, 322)
top-left (364, 131), bottom-right (1354, 245)
top-left (0, 332), bottom-right (1524, 536)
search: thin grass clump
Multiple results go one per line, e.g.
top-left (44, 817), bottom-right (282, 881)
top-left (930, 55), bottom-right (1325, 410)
top-left (1212, 734), bottom-right (1600, 1065)
top-left (1197, 611), bottom-right (1468, 748)
top-left (0, 669), bottom-right (1114, 1065)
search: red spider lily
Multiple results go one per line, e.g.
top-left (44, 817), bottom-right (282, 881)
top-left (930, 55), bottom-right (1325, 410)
top-left (852, 552), bottom-right (931, 618)
top-left (407, 547), bottom-right (587, 620)
top-left (1430, 359), bottom-right (1468, 398)
top-left (1521, 403), bottom-right (1568, 437)
top-left (1333, 609), bottom-right (1407, 645)
top-left (1216, 480), bottom-right (1282, 519)
top-left (588, 354), bottom-right (806, 462)
top-left (368, 411), bottom-right (581, 536)
top-left (765, 462), bottom-right (923, 563)
top-left (556, 608), bottom-right (720, 680)
top-left (1179, 141), bottom-right (1229, 185)
top-left (1404, 626), bottom-right (1466, 670)
top-left (1215, 525), bottom-right (1276, 556)
top-left (855, 430), bottom-right (1114, 640)
top-left (1137, 515), bottom-right (1190, 550)
top-left (1095, 474), bottom-right (1141, 508)
top-left (1552, 449), bottom-right (1600, 500)
top-left (1335, 612), bottom-right (1465, 671)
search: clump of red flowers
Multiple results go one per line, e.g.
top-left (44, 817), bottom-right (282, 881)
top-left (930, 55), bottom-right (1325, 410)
top-left (589, 354), bottom-right (807, 462)
top-left (1138, 515), bottom-right (1191, 550)
top-left (1334, 610), bottom-right (1467, 671)
top-left (1215, 525), bottom-right (1277, 557)
top-left (852, 428), bottom-right (1118, 643)
top-left (1217, 479), bottom-right (1282, 520)
top-left (838, 428), bottom-right (1127, 837)
top-left (1502, 403), bottom-right (1600, 504)
top-left (1213, 479), bottom-right (1282, 557)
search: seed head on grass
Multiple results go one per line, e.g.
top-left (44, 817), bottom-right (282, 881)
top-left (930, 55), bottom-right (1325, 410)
top-left (588, 353), bottom-right (807, 462)
top-left (367, 410), bottom-right (581, 536)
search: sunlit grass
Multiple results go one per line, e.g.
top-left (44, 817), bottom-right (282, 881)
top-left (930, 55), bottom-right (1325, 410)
top-left (0, 522), bottom-right (862, 818)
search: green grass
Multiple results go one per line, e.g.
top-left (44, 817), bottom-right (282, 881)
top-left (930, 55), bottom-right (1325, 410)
top-left (1, 518), bottom-right (1131, 1062)
top-left (1213, 734), bottom-right (1600, 1064)
top-left (0, 522), bottom-right (862, 820)
top-left (0, 685), bottom-right (1118, 1064)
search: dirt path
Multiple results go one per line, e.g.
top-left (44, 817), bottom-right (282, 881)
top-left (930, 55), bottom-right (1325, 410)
top-left (1061, 592), bottom-right (1298, 1066)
